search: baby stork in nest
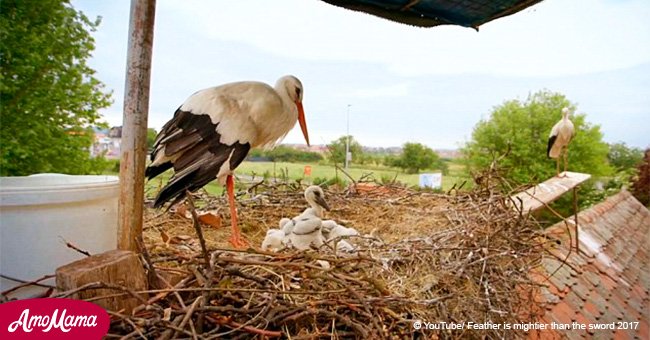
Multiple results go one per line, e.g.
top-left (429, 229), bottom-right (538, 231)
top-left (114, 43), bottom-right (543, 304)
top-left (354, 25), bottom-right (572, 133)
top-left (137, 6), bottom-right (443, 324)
top-left (287, 186), bottom-right (330, 250)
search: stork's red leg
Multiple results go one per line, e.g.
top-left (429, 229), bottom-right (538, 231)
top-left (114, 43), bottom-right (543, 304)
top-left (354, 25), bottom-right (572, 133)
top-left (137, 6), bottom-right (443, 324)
top-left (227, 175), bottom-right (247, 248)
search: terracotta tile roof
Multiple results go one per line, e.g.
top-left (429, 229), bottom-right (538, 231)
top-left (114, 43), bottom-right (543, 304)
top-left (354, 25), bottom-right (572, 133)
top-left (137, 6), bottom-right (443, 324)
top-left (531, 190), bottom-right (650, 339)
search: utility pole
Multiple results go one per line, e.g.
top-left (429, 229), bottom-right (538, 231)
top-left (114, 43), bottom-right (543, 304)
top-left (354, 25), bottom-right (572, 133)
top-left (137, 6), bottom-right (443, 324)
top-left (345, 104), bottom-right (351, 169)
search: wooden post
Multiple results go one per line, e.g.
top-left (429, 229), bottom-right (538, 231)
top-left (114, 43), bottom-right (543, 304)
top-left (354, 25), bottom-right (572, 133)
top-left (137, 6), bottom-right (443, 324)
top-left (56, 250), bottom-right (148, 314)
top-left (118, 0), bottom-right (156, 251)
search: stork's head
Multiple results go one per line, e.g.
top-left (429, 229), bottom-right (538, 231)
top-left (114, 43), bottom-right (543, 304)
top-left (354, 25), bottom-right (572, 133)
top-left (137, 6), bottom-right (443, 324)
top-left (278, 75), bottom-right (309, 146)
top-left (304, 185), bottom-right (330, 212)
top-left (561, 107), bottom-right (571, 117)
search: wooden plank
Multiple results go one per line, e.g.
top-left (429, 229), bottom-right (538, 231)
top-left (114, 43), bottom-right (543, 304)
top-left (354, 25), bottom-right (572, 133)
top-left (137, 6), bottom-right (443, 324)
top-left (118, 0), bottom-right (156, 251)
top-left (56, 250), bottom-right (147, 314)
top-left (510, 171), bottom-right (591, 213)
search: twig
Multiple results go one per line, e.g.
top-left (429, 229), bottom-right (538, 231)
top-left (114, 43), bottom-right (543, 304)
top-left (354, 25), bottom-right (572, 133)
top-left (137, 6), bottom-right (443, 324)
top-left (185, 190), bottom-right (211, 270)
top-left (172, 296), bottom-right (202, 339)
top-left (59, 236), bottom-right (91, 257)
top-left (1, 274), bottom-right (56, 295)
top-left (334, 164), bottom-right (357, 186)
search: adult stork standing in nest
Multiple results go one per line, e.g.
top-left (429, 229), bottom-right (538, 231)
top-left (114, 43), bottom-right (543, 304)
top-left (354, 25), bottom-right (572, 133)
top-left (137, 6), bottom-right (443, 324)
top-left (547, 107), bottom-right (575, 177)
top-left (146, 75), bottom-right (310, 248)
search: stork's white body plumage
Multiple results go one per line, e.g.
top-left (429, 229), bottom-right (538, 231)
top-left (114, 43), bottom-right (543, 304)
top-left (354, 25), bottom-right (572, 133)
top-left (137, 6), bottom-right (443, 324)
top-left (320, 220), bottom-right (338, 239)
top-left (279, 217), bottom-right (294, 235)
top-left (327, 224), bottom-right (359, 241)
top-left (146, 76), bottom-right (310, 248)
top-left (288, 209), bottom-right (325, 250)
top-left (547, 107), bottom-right (575, 176)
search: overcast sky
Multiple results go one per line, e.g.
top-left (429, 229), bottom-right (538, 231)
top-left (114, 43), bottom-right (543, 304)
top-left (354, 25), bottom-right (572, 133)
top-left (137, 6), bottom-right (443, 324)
top-left (73, 0), bottom-right (649, 149)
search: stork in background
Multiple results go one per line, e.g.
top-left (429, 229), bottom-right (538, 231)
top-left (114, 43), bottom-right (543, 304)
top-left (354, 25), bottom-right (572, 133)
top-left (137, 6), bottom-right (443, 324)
top-left (146, 75), bottom-right (310, 248)
top-left (547, 107), bottom-right (575, 177)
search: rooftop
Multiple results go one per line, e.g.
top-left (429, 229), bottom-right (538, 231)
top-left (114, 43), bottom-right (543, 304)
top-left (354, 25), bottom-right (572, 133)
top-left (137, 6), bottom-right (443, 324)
top-left (530, 190), bottom-right (650, 339)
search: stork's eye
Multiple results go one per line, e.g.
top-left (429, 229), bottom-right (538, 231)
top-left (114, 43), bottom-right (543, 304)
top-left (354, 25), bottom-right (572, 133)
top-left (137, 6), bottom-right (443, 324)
top-left (314, 191), bottom-right (321, 197)
top-left (295, 87), bottom-right (301, 97)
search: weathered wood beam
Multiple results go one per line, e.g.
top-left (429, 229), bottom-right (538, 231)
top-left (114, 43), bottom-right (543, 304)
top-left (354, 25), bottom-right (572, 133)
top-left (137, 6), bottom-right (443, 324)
top-left (118, 0), bottom-right (156, 251)
top-left (510, 171), bottom-right (591, 213)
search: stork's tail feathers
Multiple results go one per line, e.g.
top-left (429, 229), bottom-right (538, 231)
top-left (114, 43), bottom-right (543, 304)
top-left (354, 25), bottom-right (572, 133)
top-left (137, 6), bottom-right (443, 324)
top-left (547, 135), bottom-right (557, 159)
top-left (152, 169), bottom-right (198, 209)
top-left (146, 161), bottom-right (178, 208)
top-left (145, 161), bottom-right (173, 180)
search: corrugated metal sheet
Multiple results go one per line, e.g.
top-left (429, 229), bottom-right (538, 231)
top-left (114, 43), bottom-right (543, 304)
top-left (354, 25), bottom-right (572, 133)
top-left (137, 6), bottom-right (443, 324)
top-left (320, 0), bottom-right (543, 29)
top-left (530, 190), bottom-right (650, 339)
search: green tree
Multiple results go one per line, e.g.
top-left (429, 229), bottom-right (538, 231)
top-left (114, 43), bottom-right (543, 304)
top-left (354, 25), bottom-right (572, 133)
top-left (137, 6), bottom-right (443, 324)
top-left (147, 128), bottom-right (158, 149)
top-left (462, 90), bottom-right (612, 184)
top-left (607, 142), bottom-right (643, 171)
top-left (631, 149), bottom-right (650, 206)
top-left (248, 145), bottom-right (323, 162)
top-left (0, 0), bottom-right (112, 175)
top-left (266, 145), bottom-right (323, 162)
top-left (394, 142), bottom-right (441, 174)
top-left (327, 135), bottom-right (363, 165)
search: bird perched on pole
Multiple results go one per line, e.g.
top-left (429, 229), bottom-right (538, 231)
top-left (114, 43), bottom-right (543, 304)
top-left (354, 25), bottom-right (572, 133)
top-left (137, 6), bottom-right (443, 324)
top-left (547, 107), bottom-right (575, 177)
top-left (146, 75), bottom-right (310, 248)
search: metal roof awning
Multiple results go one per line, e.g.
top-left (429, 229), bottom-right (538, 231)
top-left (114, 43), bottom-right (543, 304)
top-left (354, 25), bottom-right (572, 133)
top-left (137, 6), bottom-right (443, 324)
top-left (320, 0), bottom-right (543, 29)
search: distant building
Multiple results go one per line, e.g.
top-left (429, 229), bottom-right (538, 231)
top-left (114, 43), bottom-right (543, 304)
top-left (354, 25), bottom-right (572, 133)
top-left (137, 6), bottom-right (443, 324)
top-left (91, 126), bottom-right (122, 159)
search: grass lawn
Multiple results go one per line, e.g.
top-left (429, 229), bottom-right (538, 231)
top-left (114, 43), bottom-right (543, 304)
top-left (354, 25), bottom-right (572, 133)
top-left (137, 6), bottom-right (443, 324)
top-left (237, 161), bottom-right (469, 191)
top-left (139, 160), bottom-right (470, 198)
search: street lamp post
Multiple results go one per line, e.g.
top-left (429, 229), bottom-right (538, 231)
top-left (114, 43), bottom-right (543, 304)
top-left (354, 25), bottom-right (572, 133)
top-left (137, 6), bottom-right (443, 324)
top-left (345, 104), bottom-right (351, 169)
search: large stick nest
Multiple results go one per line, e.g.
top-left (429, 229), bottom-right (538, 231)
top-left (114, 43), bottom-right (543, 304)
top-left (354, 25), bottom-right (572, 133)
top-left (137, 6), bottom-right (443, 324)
top-left (73, 174), bottom-right (548, 339)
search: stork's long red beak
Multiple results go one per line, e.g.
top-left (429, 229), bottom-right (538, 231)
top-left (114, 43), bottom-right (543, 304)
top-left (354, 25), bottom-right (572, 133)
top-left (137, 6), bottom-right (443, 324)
top-left (296, 101), bottom-right (310, 147)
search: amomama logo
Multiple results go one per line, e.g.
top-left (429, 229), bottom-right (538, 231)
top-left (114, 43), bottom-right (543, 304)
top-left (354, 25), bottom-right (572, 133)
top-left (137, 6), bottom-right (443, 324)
top-left (0, 298), bottom-right (109, 339)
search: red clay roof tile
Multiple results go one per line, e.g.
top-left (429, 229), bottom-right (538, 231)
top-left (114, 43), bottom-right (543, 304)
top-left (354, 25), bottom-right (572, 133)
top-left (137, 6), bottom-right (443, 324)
top-left (530, 190), bottom-right (649, 340)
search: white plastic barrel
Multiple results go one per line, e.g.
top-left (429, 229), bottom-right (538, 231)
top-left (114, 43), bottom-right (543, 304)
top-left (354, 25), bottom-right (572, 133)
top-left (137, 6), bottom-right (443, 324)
top-left (0, 174), bottom-right (119, 298)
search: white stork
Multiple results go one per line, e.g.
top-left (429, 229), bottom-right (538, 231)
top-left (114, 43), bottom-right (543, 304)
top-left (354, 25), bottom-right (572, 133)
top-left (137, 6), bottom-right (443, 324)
top-left (547, 107), bottom-right (575, 177)
top-left (146, 75), bottom-right (310, 248)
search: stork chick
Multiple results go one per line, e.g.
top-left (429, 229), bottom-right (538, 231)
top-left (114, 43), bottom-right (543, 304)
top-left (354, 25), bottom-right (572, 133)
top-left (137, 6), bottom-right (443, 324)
top-left (261, 229), bottom-right (285, 251)
top-left (320, 220), bottom-right (338, 239)
top-left (288, 186), bottom-right (330, 250)
top-left (547, 107), bottom-right (575, 177)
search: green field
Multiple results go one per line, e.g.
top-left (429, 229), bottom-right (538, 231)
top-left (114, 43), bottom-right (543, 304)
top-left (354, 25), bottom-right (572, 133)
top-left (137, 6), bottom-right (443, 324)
top-left (143, 161), bottom-right (469, 198)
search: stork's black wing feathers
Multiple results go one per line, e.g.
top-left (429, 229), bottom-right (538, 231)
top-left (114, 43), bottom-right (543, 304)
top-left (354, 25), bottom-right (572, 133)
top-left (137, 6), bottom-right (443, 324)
top-left (547, 135), bottom-right (557, 158)
top-left (144, 161), bottom-right (172, 180)
top-left (147, 109), bottom-right (251, 208)
top-left (150, 107), bottom-right (185, 160)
